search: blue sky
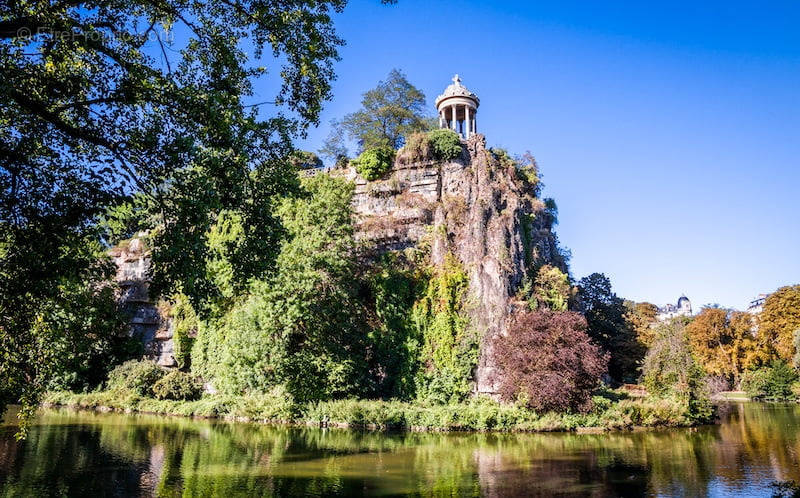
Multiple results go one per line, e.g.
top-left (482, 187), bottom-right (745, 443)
top-left (290, 0), bottom-right (800, 311)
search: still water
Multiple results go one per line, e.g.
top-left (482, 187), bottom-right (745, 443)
top-left (0, 403), bottom-right (798, 497)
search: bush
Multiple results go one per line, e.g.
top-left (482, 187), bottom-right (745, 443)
top-left (428, 129), bottom-right (461, 160)
top-left (490, 310), bottom-right (608, 413)
top-left (107, 360), bottom-right (165, 396)
top-left (289, 150), bottom-right (323, 170)
top-left (741, 361), bottom-right (799, 400)
top-left (397, 131), bottom-right (432, 164)
top-left (152, 370), bottom-right (203, 401)
top-left (353, 146), bottom-right (395, 181)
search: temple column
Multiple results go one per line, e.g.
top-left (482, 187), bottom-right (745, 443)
top-left (465, 106), bottom-right (471, 139)
top-left (451, 105), bottom-right (457, 131)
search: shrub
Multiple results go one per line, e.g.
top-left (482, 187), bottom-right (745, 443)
top-left (741, 361), bottom-right (799, 400)
top-left (353, 146), bottom-right (395, 181)
top-left (289, 150), bottom-right (323, 170)
top-left (428, 129), bottom-right (461, 160)
top-left (228, 386), bottom-right (297, 421)
top-left (152, 370), bottom-right (203, 401)
top-left (491, 310), bottom-right (608, 413)
top-left (397, 131), bottom-right (432, 164)
top-left (531, 265), bottom-right (570, 311)
top-left (107, 360), bottom-right (165, 396)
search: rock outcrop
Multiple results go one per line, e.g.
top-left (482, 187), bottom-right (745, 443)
top-left (109, 238), bottom-right (176, 367)
top-left (338, 134), bottom-right (564, 393)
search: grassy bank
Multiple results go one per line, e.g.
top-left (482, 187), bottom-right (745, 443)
top-left (43, 389), bottom-right (706, 432)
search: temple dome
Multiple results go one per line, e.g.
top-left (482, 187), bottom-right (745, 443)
top-left (435, 74), bottom-right (480, 108)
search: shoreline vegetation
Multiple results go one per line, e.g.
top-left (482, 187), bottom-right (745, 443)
top-left (44, 388), bottom-right (710, 433)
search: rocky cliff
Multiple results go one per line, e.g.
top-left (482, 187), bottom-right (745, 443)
top-left (112, 134), bottom-right (564, 390)
top-left (337, 134), bottom-right (564, 393)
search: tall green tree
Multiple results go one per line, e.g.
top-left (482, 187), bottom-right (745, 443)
top-left (339, 69), bottom-right (428, 151)
top-left (576, 273), bottom-right (644, 383)
top-left (0, 0), bottom-right (362, 429)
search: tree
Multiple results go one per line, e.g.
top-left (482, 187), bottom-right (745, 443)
top-left (491, 310), bottom-right (608, 413)
top-left (341, 69), bottom-right (428, 151)
top-left (624, 301), bottom-right (658, 347)
top-left (191, 174), bottom-right (370, 401)
top-left (685, 307), bottom-right (760, 386)
top-left (576, 273), bottom-right (644, 383)
top-left (0, 0), bottom-right (358, 429)
top-left (531, 264), bottom-right (571, 312)
top-left (318, 119), bottom-right (349, 166)
top-left (758, 286), bottom-right (800, 363)
top-left (686, 307), bottom-right (733, 378)
top-left (289, 151), bottom-right (324, 170)
top-left (642, 321), bottom-right (712, 421)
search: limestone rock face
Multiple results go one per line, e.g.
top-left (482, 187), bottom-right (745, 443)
top-left (109, 238), bottom-right (176, 367)
top-left (341, 134), bottom-right (563, 393)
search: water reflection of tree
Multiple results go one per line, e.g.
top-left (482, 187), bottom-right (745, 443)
top-left (1, 404), bottom-right (799, 496)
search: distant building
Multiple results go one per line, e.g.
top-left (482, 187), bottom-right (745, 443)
top-left (747, 293), bottom-right (769, 315)
top-left (656, 295), bottom-right (692, 322)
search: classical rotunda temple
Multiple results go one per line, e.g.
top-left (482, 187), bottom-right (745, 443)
top-left (435, 74), bottom-right (480, 139)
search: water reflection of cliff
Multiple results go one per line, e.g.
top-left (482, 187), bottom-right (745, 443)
top-left (0, 403), bottom-right (798, 496)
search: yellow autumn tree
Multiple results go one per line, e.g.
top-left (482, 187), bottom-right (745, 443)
top-left (686, 308), bottom-right (761, 386)
top-left (624, 301), bottom-right (659, 347)
top-left (758, 285), bottom-right (800, 363)
top-left (686, 308), bottom-right (732, 378)
top-left (728, 311), bottom-right (761, 379)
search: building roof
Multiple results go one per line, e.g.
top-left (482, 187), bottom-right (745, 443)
top-left (435, 74), bottom-right (480, 108)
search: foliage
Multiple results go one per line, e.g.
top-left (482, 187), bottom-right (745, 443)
top-left (685, 307), bottom-right (759, 385)
top-left (0, 231), bottom-right (137, 436)
top-left (427, 129), bottom-right (463, 160)
top-left (191, 174), bottom-right (369, 402)
top-left (353, 146), bottom-right (395, 181)
top-left (543, 198), bottom-right (559, 227)
top-left (491, 310), bottom-right (608, 413)
top-left (515, 152), bottom-right (542, 197)
top-left (576, 273), bottom-right (645, 383)
top-left (289, 151), bottom-right (324, 170)
top-left (741, 361), bottom-right (799, 401)
top-left (340, 69), bottom-right (428, 151)
top-left (99, 195), bottom-right (157, 246)
top-left (46, 387), bottom-right (704, 432)
top-left (397, 129), bottom-right (462, 165)
top-left (794, 329), bottom-right (800, 370)
top-left (152, 371), bottom-right (203, 401)
top-left (365, 253), bottom-right (423, 399)
top-left (624, 301), bottom-right (659, 347)
top-left (642, 321), bottom-right (713, 422)
top-left (0, 0), bottom-right (350, 428)
top-left (759, 286), bottom-right (800, 363)
top-left (412, 256), bottom-right (478, 404)
top-left (107, 360), bottom-right (166, 397)
top-left (531, 265), bottom-right (570, 311)
top-left (397, 131), bottom-right (432, 164)
top-left (168, 294), bottom-right (198, 369)
top-left (318, 119), bottom-right (350, 166)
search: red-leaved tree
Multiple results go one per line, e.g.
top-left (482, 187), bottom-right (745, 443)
top-left (491, 310), bottom-right (608, 413)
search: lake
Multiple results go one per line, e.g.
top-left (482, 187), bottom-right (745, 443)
top-left (1, 402), bottom-right (798, 497)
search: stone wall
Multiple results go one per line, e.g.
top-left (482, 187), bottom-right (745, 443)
top-left (109, 238), bottom-right (176, 367)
